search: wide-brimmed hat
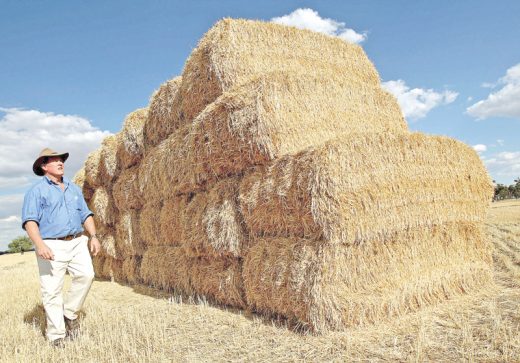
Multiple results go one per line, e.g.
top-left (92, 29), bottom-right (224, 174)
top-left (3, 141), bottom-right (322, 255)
top-left (33, 148), bottom-right (69, 176)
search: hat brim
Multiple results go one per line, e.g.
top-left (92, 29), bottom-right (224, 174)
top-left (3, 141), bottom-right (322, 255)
top-left (33, 152), bottom-right (69, 176)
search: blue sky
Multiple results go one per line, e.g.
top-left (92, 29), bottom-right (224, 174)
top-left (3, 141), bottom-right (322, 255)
top-left (1, 1), bottom-right (519, 249)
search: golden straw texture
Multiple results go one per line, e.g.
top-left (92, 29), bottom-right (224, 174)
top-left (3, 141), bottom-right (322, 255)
top-left (243, 222), bottom-right (493, 333)
top-left (175, 18), bottom-right (382, 127)
top-left (84, 149), bottom-right (102, 188)
top-left (182, 178), bottom-right (248, 257)
top-left (98, 134), bottom-right (122, 186)
top-left (117, 108), bottom-right (147, 169)
top-left (112, 166), bottom-right (142, 211)
top-left (189, 71), bottom-right (406, 180)
top-left (144, 77), bottom-right (182, 148)
top-left (239, 132), bottom-right (493, 244)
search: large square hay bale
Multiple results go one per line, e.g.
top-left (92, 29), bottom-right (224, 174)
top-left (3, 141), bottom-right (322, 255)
top-left (112, 166), bottom-right (142, 211)
top-left (114, 210), bottom-right (144, 258)
top-left (117, 108), bottom-right (147, 169)
top-left (144, 77), bottom-right (182, 148)
top-left (189, 71), bottom-right (406, 180)
top-left (98, 134), bottom-right (122, 187)
top-left (175, 18), bottom-right (383, 127)
top-left (239, 133), bottom-right (493, 244)
top-left (140, 246), bottom-right (245, 307)
top-left (243, 222), bottom-right (493, 333)
top-left (181, 179), bottom-right (248, 257)
top-left (90, 187), bottom-right (117, 227)
top-left (84, 149), bottom-right (102, 188)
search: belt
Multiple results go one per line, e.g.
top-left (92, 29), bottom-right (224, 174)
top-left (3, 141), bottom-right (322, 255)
top-left (48, 233), bottom-right (84, 241)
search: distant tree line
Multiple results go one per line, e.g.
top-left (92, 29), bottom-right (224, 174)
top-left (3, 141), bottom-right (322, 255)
top-left (494, 178), bottom-right (520, 201)
top-left (1, 236), bottom-right (34, 255)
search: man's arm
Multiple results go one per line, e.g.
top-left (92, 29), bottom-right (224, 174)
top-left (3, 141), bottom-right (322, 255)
top-left (83, 216), bottom-right (101, 256)
top-left (25, 221), bottom-right (54, 260)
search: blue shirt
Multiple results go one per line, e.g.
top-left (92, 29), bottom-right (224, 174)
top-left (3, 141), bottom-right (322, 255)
top-left (21, 176), bottom-right (94, 239)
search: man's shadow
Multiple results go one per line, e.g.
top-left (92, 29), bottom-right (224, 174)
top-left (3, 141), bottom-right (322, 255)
top-left (23, 304), bottom-right (86, 337)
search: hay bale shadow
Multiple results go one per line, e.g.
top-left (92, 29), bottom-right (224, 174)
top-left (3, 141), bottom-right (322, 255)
top-left (23, 304), bottom-right (46, 336)
top-left (23, 304), bottom-right (87, 337)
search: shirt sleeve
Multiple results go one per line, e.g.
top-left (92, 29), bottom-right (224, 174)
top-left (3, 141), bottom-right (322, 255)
top-left (21, 188), bottom-right (41, 230)
top-left (76, 187), bottom-right (94, 223)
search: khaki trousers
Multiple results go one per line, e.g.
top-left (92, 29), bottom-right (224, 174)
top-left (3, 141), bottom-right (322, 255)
top-left (36, 235), bottom-right (95, 341)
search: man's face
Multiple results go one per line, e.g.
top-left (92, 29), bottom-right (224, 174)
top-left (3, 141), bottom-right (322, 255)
top-left (41, 156), bottom-right (65, 178)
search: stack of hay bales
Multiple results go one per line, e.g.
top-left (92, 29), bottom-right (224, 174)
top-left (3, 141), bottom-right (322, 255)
top-left (74, 18), bottom-right (494, 333)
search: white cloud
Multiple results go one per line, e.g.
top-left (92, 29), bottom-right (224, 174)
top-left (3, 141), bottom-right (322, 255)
top-left (481, 151), bottom-right (520, 184)
top-left (497, 139), bottom-right (505, 146)
top-left (0, 108), bottom-right (111, 249)
top-left (467, 63), bottom-right (520, 120)
top-left (0, 194), bottom-right (25, 251)
top-left (473, 144), bottom-right (487, 153)
top-left (0, 108), bottom-right (110, 182)
top-left (271, 8), bottom-right (367, 44)
top-left (381, 80), bottom-right (458, 120)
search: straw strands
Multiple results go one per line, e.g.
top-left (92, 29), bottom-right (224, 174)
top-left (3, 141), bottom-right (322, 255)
top-left (239, 132), bottom-right (493, 244)
top-left (144, 77), bottom-right (182, 148)
top-left (176, 18), bottom-right (382, 127)
top-left (80, 18), bottom-right (494, 333)
top-left (243, 222), bottom-right (493, 332)
top-left (115, 210), bottom-right (143, 258)
top-left (117, 108), bottom-right (148, 169)
top-left (98, 134), bottom-right (121, 186)
top-left (140, 247), bottom-right (246, 307)
top-left (113, 166), bottom-right (142, 211)
top-left (91, 187), bottom-right (116, 227)
top-left (182, 178), bottom-right (248, 257)
top-left (84, 149), bottom-right (102, 188)
top-left (189, 71), bottom-right (406, 179)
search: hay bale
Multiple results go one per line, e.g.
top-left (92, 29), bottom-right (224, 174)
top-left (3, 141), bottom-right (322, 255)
top-left (140, 246), bottom-right (245, 307)
top-left (71, 167), bottom-right (94, 201)
top-left (158, 196), bottom-right (189, 247)
top-left (117, 108), bottom-right (147, 169)
top-left (84, 149), bottom-right (102, 188)
top-left (101, 257), bottom-right (124, 282)
top-left (144, 77), bottom-right (182, 148)
top-left (175, 18), bottom-right (383, 128)
top-left (190, 255), bottom-right (246, 308)
top-left (182, 179), bottom-right (248, 257)
top-left (138, 125), bottom-right (199, 199)
top-left (113, 166), bottom-right (142, 211)
top-left (97, 230), bottom-right (117, 260)
top-left (121, 255), bottom-right (142, 284)
top-left (140, 246), bottom-right (192, 294)
top-left (98, 134), bottom-right (121, 186)
top-left (243, 222), bottom-right (493, 332)
top-left (92, 255), bottom-right (105, 278)
top-left (138, 200), bottom-right (162, 247)
top-left (115, 210), bottom-right (144, 258)
top-left (90, 187), bottom-right (116, 227)
top-left (189, 71), bottom-right (406, 180)
top-left (239, 133), bottom-right (493, 244)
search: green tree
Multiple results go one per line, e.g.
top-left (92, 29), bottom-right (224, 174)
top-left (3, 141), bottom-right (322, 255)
top-left (7, 236), bottom-right (33, 253)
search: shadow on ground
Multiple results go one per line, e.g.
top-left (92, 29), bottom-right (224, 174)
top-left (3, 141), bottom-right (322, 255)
top-left (23, 304), bottom-right (86, 337)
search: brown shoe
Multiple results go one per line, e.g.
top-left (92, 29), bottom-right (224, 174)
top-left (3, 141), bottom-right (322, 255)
top-left (64, 316), bottom-right (81, 339)
top-left (51, 338), bottom-right (65, 348)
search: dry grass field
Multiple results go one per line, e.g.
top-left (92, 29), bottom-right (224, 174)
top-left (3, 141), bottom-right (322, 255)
top-left (1, 200), bottom-right (519, 362)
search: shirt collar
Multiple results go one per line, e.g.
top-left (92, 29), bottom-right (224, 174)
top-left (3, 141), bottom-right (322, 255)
top-left (43, 175), bottom-right (70, 186)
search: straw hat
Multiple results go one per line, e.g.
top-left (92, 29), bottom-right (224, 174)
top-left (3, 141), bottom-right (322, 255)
top-left (33, 148), bottom-right (69, 176)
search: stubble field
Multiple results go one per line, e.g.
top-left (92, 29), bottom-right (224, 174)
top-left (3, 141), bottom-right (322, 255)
top-left (1, 200), bottom-right (519, 362)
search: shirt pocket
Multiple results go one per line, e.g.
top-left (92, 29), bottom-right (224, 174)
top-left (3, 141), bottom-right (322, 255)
top-left (40, 196), bottom-right (54, 223)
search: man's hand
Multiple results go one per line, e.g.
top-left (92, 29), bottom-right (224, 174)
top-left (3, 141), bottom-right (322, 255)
top-left (36, 243), bottom-right (54, 260)
top-left (89, 236), bottom-right (101, 256)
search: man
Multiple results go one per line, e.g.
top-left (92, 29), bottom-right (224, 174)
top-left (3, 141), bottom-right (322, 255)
top-left (22, 148), bottom-right (101, 347)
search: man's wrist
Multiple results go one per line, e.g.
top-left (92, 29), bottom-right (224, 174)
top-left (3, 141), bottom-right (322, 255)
top-left (89, 234), bottom-right (97, 241)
